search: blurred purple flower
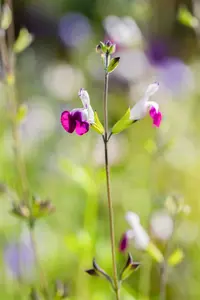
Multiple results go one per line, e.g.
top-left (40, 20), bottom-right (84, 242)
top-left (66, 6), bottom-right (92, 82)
top-left (157, 58), bottom-right (194, 95)
top-left (4, 241), bottom-right (35, 279)
top-left (58, 13), bottom-right (92, 48)
top-left (146, 39), bottom-right (194, 95)
top-left (146, 39), bottom-right (169, 66)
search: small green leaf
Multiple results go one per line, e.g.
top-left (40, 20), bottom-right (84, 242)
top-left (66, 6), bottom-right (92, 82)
top-left (120, 253), bottom-right (140, 282)
top-left (99, 41), bottom-right (107, 53)
top-left (93, 259), bottom-right (112, 283)
top-left (108, 44), bottom-right (116, 54)
top-left (168, 248), bottom-right (184, 266)
top-left (91, 111), bottom-right (104, 135)
top-left (86, 258), bottom-right (113, 286)
top-left (177, 5), bottom-right (199, 28)
top-left (147, 242), bottom-right (164, 263)
top-left (13, 28), bottom-right (33, 53)
top-left (107, 57), bottom-right (120, 73)
top-left (1, 4), bottom-right (12, 30)
top-left (16, 104), bottom-right (28, 123)
top-left (112, 108), bottom-right (133, 134)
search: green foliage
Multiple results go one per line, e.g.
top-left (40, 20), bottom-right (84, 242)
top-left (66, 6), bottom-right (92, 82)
top-left (112, 108), bottom-right (132, 134)
top-left (107, 57), bottom-right (120, 73)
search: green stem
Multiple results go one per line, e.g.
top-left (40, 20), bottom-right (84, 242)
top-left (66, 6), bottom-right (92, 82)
top-left (160, 261), bottom-right (167, 300)
top-left (103, 52), bottom-right (120, 300)
top-left (29, 222), bottom-right (50, 299)
top-left (0, 2), bottom-right (49, 298)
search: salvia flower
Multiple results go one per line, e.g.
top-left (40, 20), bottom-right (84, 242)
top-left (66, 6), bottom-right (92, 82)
top-left (61, 88), bottom-right (94, 135)
top-left (130, 82), bottom-right (162, 127)
top-left (119, 212), bottom-right (150, 252)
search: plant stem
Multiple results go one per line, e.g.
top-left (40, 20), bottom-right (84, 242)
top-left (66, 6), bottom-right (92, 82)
top-left (30, 222), bottom-right (50, 299)
top-left (0, 2), bottom-right (49, 298)
top-left (103, 53), bottom-right (120, 300)
top-left (160, 261), bottom-right (167, 300)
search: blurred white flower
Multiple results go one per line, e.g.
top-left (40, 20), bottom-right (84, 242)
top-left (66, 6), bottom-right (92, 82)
top-left (43, 63), bottom-right (85, 100)
top-left (176, 221), bottom-right (199, 245)
top-left (20, 99), bottom-right (56, 151)
top-left (150, 211), bottom-right (174, 241)
top-left (156, 58), bottom-right (194, 96)
top-left (120, 212), bottom-right (150, 251)
top-left (114, 49), bottom-right (149, 82)
top-left (103, 15), bottom-right (143, 47)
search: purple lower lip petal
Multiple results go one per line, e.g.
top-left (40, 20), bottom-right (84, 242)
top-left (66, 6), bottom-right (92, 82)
top-left (153, 111), bottom-right (162, 127)
top-left (61, 111), bottom-right (76, 133)
top-left (149, 107), bottom-right (162, 127)
top-left (75, 120), bottom-right (89, 135)
top-left (149, 107), bottom-right (156, 118)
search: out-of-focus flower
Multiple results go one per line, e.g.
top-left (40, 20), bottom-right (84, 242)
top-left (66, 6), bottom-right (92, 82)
top-left (156, 58), bottom-right (194, 96)
top-left (146, 39), bottom-right (169, 66)
top-left (43, 63), bottom-right (85, 100)
top-left (58, 13), bottom-right (92, 48)
top-left (20, 100), bottom-right (56, 151)
top-left (150, 211), bottom-right (174, 241)
top-left (146, 38), bottom-right (194, 96)
top-left (176, 220), bottom-right (199, 245)
top-left (130, 82), bottom-right (162, 127)
top-left (103, 16), bottom-right (143, 49)
top-left (61, 88), bottom-right (94, 136)
top-left (114, 49), bottom-right (149, 82)
top-left (119, 212), bottom-right (150, 252)
top-left (4, 241), bottom-right (35, 280)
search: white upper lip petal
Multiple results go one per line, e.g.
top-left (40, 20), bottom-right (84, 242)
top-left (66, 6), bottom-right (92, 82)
top-left (78, 88), bottom-right (95, 124)
top-left (130, 82), bottom-right (160, 121)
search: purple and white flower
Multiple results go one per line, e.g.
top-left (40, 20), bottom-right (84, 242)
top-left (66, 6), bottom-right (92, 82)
top-left (61, 88), bottom-right (94, 136)
top-left (130, 82), bottom-right (162, 127)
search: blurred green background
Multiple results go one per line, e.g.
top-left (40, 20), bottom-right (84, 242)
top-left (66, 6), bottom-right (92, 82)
top-left (1, 0), bottom-right (200, 299)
